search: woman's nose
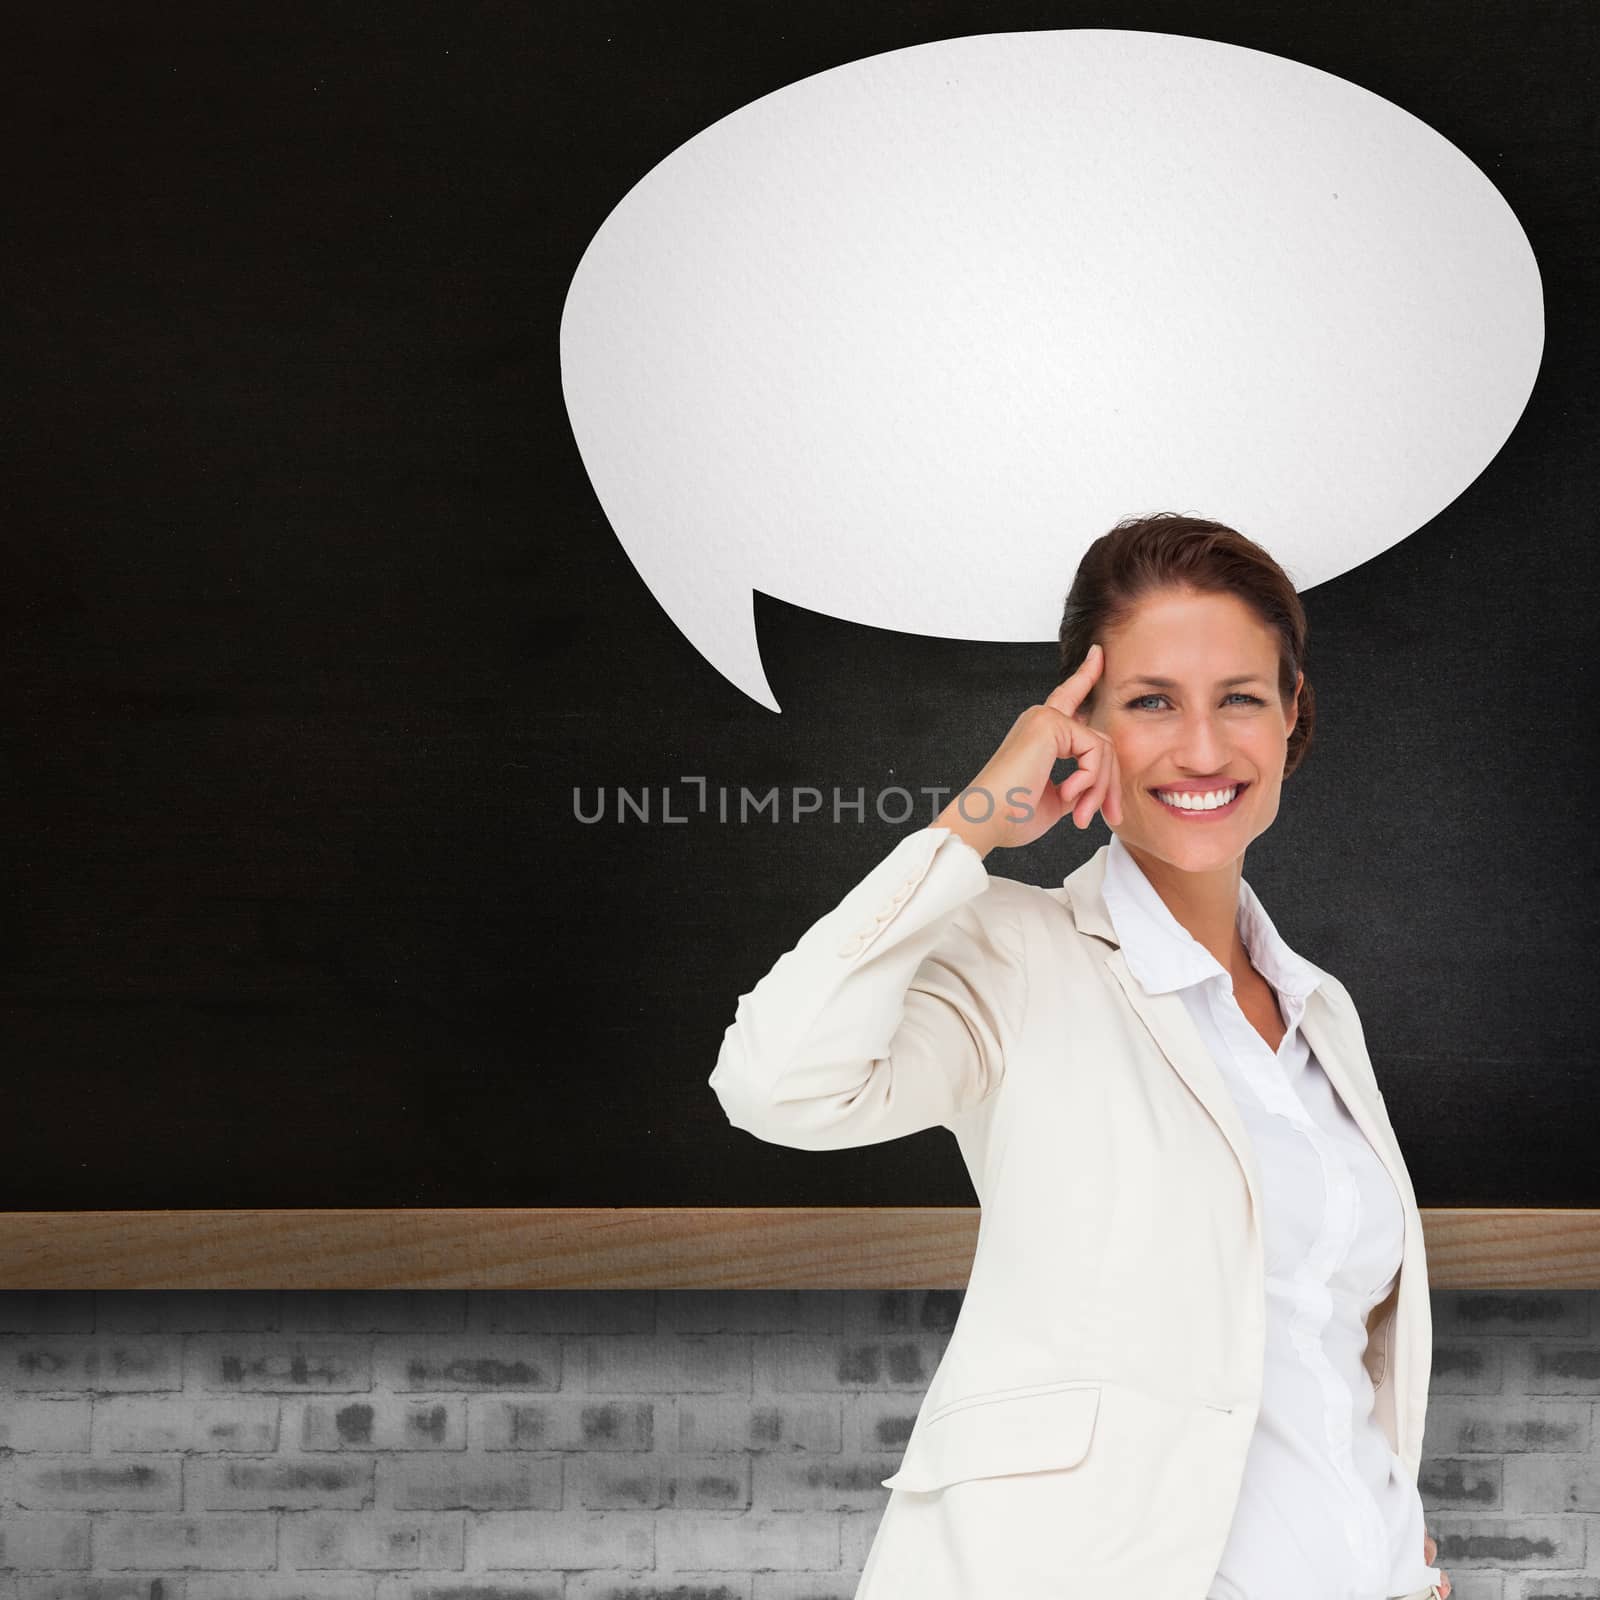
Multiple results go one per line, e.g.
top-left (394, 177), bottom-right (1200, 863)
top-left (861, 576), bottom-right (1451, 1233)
top-left (1172, 713), bottom-right (1230, 765)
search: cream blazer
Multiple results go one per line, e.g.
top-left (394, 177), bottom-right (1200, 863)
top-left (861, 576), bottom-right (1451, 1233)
top-left (708, 824), bottom-right (1433, 1596)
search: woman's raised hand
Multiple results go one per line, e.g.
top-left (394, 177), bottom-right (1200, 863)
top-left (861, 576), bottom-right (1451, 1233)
top-left (933, 643), bottom-right (1125, 858)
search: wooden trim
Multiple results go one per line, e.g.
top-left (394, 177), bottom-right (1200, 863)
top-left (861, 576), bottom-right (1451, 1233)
top-left (3, 1209), bottom-right (1598, 1290)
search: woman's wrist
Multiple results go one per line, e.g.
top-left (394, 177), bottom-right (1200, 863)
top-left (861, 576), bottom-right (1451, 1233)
top-left (930, 803), bottom-right (1004, 860)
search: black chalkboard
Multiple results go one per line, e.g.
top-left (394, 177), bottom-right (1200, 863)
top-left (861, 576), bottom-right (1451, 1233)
top-left (5, 0), bottom-right (1595, 1212)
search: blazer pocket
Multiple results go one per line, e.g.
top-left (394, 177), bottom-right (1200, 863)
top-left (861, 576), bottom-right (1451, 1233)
top-left (880, 1379), bottom-right (1101, 1493)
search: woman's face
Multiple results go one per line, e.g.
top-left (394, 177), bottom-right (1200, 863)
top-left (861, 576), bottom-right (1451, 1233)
top-left (1083, 586), bottom-right (1302, 872)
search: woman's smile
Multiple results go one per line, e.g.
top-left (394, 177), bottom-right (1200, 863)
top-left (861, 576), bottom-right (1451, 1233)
top-left (1147, 779), bottom-right (1251, 819)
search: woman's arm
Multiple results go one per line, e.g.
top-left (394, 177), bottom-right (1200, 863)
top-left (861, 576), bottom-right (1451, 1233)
top-left (710, 641), bottom-right (1123, 1151)
top-left (707, 825), bottom-right (1027, 1150)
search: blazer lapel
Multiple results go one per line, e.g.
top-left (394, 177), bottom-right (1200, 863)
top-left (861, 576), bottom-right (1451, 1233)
top-left (1295, 989), bottom-right (1409, 1199)
top-left (1104, 946), bottom-right (1265, 1226)
top-left (1062, 844), bottom-right (1424, 1467)
top-left (1061, 848), bottom-right (1265, 1225)
top-left (1298, 980), bottom-right (1427, 1469)
top-left (1061, 846), bottom-right (1413, 1260)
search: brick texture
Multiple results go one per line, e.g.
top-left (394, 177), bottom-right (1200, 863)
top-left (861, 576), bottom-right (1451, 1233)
top-left (0, 1290), bottom-right (1596, 1597)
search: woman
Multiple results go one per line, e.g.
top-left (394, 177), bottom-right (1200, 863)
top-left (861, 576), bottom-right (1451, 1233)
top-left (709, 513), bottom-right (1450, 1599)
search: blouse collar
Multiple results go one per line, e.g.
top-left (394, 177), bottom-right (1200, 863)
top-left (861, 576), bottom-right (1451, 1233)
top-left (1099, 831), bottom-right (1323, 1002)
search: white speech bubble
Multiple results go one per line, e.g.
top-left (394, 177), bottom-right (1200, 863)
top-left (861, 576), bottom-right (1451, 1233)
top-left (560, 29), bottom-right (1542, 712)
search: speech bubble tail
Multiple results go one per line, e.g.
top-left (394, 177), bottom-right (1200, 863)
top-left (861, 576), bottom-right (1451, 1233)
top-left (650, 565), bottom-right (783, 715)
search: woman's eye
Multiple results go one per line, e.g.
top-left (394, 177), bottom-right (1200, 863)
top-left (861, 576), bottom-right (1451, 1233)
top-left (1126, 693), bottom-right (1265, 710)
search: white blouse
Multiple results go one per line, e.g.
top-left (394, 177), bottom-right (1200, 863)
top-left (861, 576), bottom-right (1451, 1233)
top-left (1099, 833), bottom-right (1441, 1600)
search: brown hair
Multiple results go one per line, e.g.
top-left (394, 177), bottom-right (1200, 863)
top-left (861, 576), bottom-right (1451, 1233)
top-left (1057, 512), bottom-right (1316, 779)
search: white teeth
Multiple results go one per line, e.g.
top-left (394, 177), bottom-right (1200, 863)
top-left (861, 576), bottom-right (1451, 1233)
top-left (1156, 786), bottom-right (1238, 811)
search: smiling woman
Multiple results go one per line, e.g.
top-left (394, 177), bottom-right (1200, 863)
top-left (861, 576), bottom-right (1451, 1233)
top-left (1057, 516), bottom-right (1312, 978)
top-left (1048, 514), bottom-right (1444, 1596)
top-left (711, 510), bottom-right (1447, 1598)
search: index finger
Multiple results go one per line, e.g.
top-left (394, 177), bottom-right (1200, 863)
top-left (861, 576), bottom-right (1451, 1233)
top-left (1045, 642), bottom-right (1105, 720)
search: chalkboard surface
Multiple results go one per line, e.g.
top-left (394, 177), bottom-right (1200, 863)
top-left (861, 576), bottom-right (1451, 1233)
top-left (5, 0), bottom-right (1595, 1214)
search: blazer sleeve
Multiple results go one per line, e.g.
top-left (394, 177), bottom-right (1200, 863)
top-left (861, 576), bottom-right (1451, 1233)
top-left (707, 824), bottom-right (1028, 1150)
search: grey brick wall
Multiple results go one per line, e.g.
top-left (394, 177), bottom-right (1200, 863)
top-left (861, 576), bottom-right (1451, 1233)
top-left (1, 1289), bottom-right (1597, 1599)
